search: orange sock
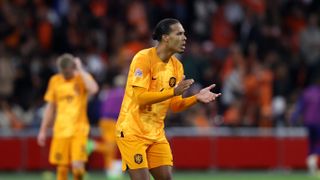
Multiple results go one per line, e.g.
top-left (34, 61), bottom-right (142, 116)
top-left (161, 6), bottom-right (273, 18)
top-left (57, 165), bottom-right (68, 180)
top-left (104, 144), bottom-right (115, 169)
top-left (72, 167), bottom-right (85, 180)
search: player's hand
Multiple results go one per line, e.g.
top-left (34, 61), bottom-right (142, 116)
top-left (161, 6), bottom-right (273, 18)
top-left (174, 76), bottom-right (194, 96)
top-left (37, 130), bottom-right (46, 147)
top-left (195, 84), bottom-right (221, 103)
top-left (74, 57), bottom-right (83, 71)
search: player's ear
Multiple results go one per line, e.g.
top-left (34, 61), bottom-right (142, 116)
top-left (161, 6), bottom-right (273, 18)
top-left (162, 34), bottom-right (169, 43)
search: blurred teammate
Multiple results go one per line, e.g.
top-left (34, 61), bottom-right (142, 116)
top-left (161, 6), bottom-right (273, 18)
top-left (291, 75), bottom-right (320, 175)
top-left (116, 18), bottom-right (221, 180)
top-left (87, 75), bottom-right (125, 179)
top-left (37, 53), bottom-right (99, 180)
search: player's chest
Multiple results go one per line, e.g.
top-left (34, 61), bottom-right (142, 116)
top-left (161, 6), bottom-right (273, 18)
top-left (150, 62), bottom-right (177, 91)
top-left (55, 81), bottom-right (81, 101)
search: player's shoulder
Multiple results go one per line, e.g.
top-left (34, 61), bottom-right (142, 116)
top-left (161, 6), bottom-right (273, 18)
top-left (49, 74), bottom-right (62, 82)
top-left (171, 55), bottom-right (183, 67)
top-left (133, 48), bottom-right (153, 61)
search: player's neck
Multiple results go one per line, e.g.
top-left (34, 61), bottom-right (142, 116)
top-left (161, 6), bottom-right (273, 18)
top-left (155, 44), bottom-right (174, 63)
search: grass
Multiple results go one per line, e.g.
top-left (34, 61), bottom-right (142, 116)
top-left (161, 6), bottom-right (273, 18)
top-left (0, 170), bottom-right (320, 180)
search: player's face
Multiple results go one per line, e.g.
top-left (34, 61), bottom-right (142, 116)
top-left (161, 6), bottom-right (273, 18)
top-left (166, 23), bottom-right (187, 54)
top-left (61, 64), bottom-right (75, 79)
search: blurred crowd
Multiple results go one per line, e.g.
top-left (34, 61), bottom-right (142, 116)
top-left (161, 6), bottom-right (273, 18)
top-left (0, 0), bottom-right (320, 132)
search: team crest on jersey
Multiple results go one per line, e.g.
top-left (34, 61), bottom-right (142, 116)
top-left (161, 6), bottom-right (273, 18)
top-left (169, 77), bottom-right (176, 87)
top-left (134, 154), bottom-right (143, 164)
top-left (134, 68), bottom-right (143, 77)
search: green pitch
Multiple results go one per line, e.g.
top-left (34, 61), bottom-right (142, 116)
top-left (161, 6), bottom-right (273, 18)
top-left (0, 170), bottom-right (319, 180)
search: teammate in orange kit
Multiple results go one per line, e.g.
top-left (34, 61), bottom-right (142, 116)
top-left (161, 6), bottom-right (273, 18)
top-left (116, 18), bottom-right (221, 180)
top-left (37, 53), bottom-right (99, 180)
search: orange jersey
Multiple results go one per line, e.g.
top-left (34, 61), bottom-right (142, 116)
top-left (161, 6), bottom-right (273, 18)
top-left (45, 74), bottom-right (90, 138)
top-left (116, 47), bottom-right (184, 141)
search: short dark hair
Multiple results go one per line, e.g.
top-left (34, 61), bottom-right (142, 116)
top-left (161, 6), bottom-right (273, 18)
top-left (57, 53), bottom-right (75, 71)
top-left (152, 18), bottom-right (180, 41)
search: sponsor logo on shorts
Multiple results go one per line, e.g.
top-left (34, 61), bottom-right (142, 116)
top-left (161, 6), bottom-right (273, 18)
top-left (169, 77), bottom-right (176, 87)
top-left (134, 154), bottom-right (143, 164)
top-left (55, 153), bottom-right (62, 161)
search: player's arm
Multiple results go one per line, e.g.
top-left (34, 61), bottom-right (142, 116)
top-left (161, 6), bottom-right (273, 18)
top-left (170, 95), bottom-right (197, 113)
top-left (37, 102), bottom-right (56, 147)
top-left (168, 62), bottom-right (199, 112)
top-left (170, 84), bottom-right (221, 113)
top-left (74, 58), bottom-right (99, 95)
top-left (133, 78), bottom-right (194, 106)
top-left (133, 87), bottom-right (174, 105)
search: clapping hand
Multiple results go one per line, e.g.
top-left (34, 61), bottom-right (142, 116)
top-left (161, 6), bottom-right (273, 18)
top-left (195, 84), bottom-right (221, 103)
top-left (174, 76), bottom-right (194, 96)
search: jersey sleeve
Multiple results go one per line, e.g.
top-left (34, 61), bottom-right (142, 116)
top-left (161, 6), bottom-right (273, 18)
top-left (44, 76), bottom-right (56, 103)
top-left (129, 53), bottom-right (150, 89)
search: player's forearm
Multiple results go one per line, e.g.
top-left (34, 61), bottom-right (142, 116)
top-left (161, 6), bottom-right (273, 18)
top-left (39, 103), bottom-right (55, 133)
top-left (133, 87), bottom-right (175, 105)
top-left (39, 118), bottom-right (51, 133)
top-left (78, 69), bottom-right (99, 95)
top-left (170, 96), bottom-right (197, 113)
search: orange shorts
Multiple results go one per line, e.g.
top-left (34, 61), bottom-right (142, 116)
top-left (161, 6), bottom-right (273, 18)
top-left (49, 135), bottom-right (88, 165)
top-left (116, 135), bottom-right (173, 171)
top-left (99, 119), bottom-right (116, 143)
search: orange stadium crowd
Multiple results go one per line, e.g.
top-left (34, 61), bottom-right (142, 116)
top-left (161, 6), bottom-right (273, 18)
top-left (0, 0), bottom-right (320, 132)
